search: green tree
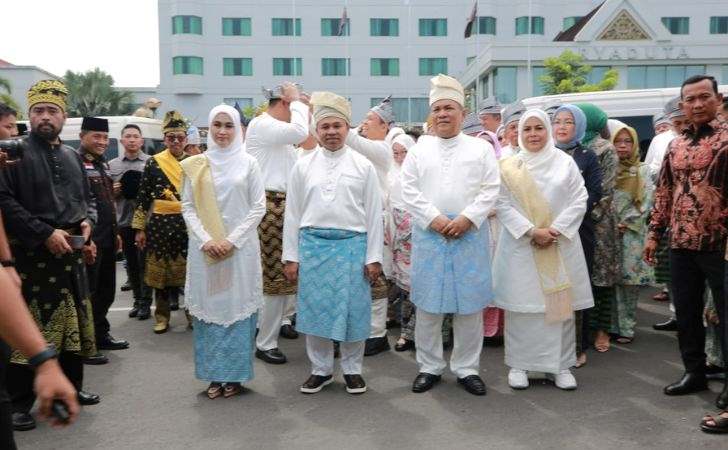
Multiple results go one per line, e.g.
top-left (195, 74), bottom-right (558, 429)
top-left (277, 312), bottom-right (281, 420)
top-left (63, 68), bottom-right (135, 117)
top-left (0, 76), bottom-right (22, 115)
top-left (538, 50), bottom-right (619, 95)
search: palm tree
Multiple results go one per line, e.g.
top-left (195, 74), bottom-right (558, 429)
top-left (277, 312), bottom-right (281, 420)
top-left (0, 76), bottom-right (21, 114)
top-left (64, 68), bottom-right (135, 117)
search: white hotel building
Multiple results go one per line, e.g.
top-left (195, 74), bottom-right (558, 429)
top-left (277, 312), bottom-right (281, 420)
top-left (149, 0), bottom-right (728, 126)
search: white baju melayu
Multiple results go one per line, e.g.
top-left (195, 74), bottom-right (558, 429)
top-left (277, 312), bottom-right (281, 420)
top-left (283, 145), bottom-right (383, 376)
top-left (493, 111), bottom-right (594, 375)
top-left (181, 105), bottom-right (266, 382)
top-left (345, 127), bottom-right (400, 340)
top-left (401, 133), bottom-right (500, 378)
top-left (246, 100), bottom-right (309, 352)
top-left (644, 129), bottom-right (676, 181)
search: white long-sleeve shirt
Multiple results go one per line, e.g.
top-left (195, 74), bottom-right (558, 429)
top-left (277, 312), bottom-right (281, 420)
top-left (282, 146), bottom-right (383, 265)
top-left (245, 101), bottom-right (309, 192)
top-left (400, 133), bottom-right (501, 230)
top-left (345, 129), bottom-right (393, 202)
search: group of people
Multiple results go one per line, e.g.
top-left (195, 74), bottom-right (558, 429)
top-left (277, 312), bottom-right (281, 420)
top-left (0, 70), bottom-right (727, 448)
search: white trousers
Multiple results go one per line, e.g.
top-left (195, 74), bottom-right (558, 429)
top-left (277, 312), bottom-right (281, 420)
top-left (369, 297), bottom-right (388, 338)
top-left (414, 309), bottom-right (483, 378)
top-left (281, 295), bottom-right (297, 326)
top-left (306, 335), bottom-right (365, 376)
top-left (256, 294), bottom-right (293, 351)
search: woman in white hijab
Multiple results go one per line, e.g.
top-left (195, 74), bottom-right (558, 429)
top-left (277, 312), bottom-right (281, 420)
top-left (493, 109), bottom-right (593, 390)
top-left (180, 104), bottom-right (266, 399)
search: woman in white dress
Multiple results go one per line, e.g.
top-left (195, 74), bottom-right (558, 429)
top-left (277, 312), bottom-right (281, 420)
top-left (493, 109), bottom-right (594, 390)
top-left (180, 104), bottom-right (266, 399)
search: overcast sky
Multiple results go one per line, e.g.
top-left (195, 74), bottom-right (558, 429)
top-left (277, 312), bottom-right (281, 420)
top-left (3, 0), bottom-right (160, 87)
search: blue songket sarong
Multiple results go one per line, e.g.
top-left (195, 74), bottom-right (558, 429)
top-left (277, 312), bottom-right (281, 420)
top-left (296, 227), bottom-right (372, 342)
top-left (410, 217), bottom-right (493, 315)
top-left (193, 314), bottom-right (257, 383)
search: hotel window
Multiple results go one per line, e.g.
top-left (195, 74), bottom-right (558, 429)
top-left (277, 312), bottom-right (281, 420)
top-left (710, 17), bottom-right (728, 34)
top-left (515, 16), bottom-right (544, 35)
top-left (661, 17), bottom-right (689, 34)
top-left (173, 56), bottom-right (203, 75)
top-left (563, 16), bottom-right (581, 30)
top-left (588, 66), bottom-right (611, 84)
top-left (419, 58), bottom-right (447, 76)
top-left (477, 17), bottom-right (496, 35)
top-left (419, 18), bottom-right (447, 36)
top-left (370, 97), bottom-right (429, 123)
top-left (370, 18), bottom-right (399, 36)
top-left (493, 66), bottom-right (517, 103)
top-left (532, 66), bottom-right (546, 96)
top-left (272, 18), bottom-right (301, 36)
top-left (172, 16), bottom-right (202, 35)
top-left (272, 58), bottom-right (302, 76)
top-left (222, 18), bottom-right (251, 36)
top-left (223, 58), bottom-right (252, 76)
top-left (479, 74), bottom-right (490, 99)
top-left (223, 98), bottom-right (253, 108)
top-left (321, 58), bottom-right (350, 76)
top-left (627, 65), bottom-right (705, 89)
top-left (321, 18), bottom-right (350, 36)
top-left (370, 58), bottom-right (399, 76)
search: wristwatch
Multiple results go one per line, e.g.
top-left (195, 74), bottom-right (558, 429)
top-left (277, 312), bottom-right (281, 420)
top-left (28, 344), bottom-right (58, 369)
top-left (0, 259), bottom-right (15, 267)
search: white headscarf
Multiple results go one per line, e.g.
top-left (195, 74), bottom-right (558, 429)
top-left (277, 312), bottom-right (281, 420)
top-left (517, 109), bottom-right (559, 177)
top-left (205, 104), bottom-right (245, 170)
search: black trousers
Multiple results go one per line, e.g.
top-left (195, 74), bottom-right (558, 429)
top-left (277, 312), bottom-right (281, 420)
top-left (119, 227), bottom-right (152, 304)
top-left (670, 249), bottom-right (726, 374)
top-left (87, 244), bottom-right (117, 339)
top-left (6, 352), bottom-right (83, 414)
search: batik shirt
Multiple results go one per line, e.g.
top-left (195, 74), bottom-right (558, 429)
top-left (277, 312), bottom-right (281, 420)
top-left (648, 118), bottom-right (728, 251)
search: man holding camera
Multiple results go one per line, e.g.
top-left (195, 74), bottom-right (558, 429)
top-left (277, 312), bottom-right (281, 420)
top-left (0, 80), bottom-right (100, 431)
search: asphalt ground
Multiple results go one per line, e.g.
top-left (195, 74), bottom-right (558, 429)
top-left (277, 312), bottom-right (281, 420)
top-left (14, 264), bottom-right (727, 449)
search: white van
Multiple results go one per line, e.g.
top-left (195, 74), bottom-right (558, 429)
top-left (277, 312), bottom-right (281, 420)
top-left (522, 84), bottom-right (728, 148)
top-left (59, 116), bottom-right (165, 160)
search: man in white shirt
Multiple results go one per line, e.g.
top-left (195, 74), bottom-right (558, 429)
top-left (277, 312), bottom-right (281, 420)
top-left (646, 97), bottom-right (688, 180)
top-left (282, 91), bottom-right (383, 395)
top-left (401, 74), bottom-right (500, 396)
top-left (345, 98), bottom-right (402, 356)
top-left (246, 82), bottom-right (310, 364)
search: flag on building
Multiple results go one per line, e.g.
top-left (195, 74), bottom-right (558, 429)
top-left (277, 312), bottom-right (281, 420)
top-left (464, 1), bottom-right (478, 38)
top-left (337, 7), bottom-right (348, 36)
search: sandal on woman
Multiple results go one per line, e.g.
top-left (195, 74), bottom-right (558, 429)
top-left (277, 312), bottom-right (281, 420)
top-left (207, 382), bottom-right (223, 399)
top-left (700, 412), bottom-right (728, 434)
top-left (575, 352), bottom-right (587, 368)
top-left (652, 291), bottom-right (669, 302)
top-left (395, 338), bottom-right (414, 352)
top-left (594, 331), bottom-right (610, 353)
top-left (615, 336), bottom-right (633, 344)
top-left (223, 383), bottom-right (243, 398)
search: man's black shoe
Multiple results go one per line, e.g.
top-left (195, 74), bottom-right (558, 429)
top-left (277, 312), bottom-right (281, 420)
top-left (653, 318), bottom-right (678, 331)
top-left (280, 324), bottom-right (299, 340)
top-left (120, 281), bottom-right (132, 291)
top-left (12, 412), bottom-right (35, 431)
top-left (412, 373), bottom-right (441, 393)
top-left (706, 364), bottom-right (726, 381)
top-left (97, 334), bottom-right (130, 350)
top-left (255, 348), bottom-right (287, 364)
top-left (457, 375), bottom-right (487, 396)
top-left (300, 374), bottom-right (333, 394)
top-left (83, 352), bottom-right (109, 365)
top-left (364, 336), bottom-right (390, 356)
top-left (128, 302), bottom-right (139, 318)
top-left (664, 372), bottom-right (708, 396)
top-left (137, 303), bottom-right (151, 320)
top-left (78, 390), bottom-right (101, 405)
top-left (344, 374), bottom-right (367, 394)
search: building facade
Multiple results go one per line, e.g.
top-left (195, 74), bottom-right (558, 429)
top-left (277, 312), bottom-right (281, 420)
top-left (153, 0), bottom-right (728, 126)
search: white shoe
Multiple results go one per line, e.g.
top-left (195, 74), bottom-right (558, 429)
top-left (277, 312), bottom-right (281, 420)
top-left (551, 369), bottom-right (577, 390)
top-left (508, 368), bottom-right (529, 390)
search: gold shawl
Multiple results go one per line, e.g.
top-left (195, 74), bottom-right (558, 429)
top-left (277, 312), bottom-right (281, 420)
top-left (500, 156), bottom-right (574, 323)
top-left (180, 155), bottom-right (230, 265)
top-left (154, 149), bottom-right (183, 195)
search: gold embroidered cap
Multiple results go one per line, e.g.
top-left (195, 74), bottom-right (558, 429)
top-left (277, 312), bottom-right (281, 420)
top-left (310, 91), bottom-right (351, 125)
top-left (162, 110), bottom-right (189, 134)
top-left (27, 79), bottom-right (68, 112)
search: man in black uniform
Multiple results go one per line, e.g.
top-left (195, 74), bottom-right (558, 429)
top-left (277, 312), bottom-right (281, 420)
top-left (77, 117), bottom-right (129, 366)
top-left (0, 80), bottom-right (101, 431)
